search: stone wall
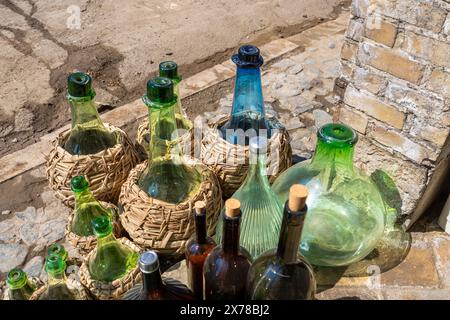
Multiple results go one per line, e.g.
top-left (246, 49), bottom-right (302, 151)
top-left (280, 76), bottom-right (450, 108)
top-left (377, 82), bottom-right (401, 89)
top-left (337, 0), bottom-right (450, 226)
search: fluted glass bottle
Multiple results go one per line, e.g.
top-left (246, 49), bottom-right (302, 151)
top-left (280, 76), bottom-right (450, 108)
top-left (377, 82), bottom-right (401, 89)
top-left (138, 77), bottom-right (202, 203)
top-left (215, 136), bottom-right (283, 259)
top-left (69, 175), bottom-right (113, 236)
top-left (64, 72), bottom-right (117, 155)
top-left (219, 45), bottom-right (270, 145)
top-left (6, 268), bottom-right (36, 300)
top-left (185, 201), bottom-right (216, 299)
top-left (272, 123), bottom-right (386, 266)
top-left (123, 251), bottom-right (194, 300)
top-left (88, 216), bottom-right (138, 282)
top-left (246, 185), bottom-right (316, 300)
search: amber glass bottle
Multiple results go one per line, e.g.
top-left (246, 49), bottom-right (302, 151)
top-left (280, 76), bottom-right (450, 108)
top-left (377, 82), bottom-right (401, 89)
top-left (185, 201), bottom-right (216, 299)
top-left (203, 199), bottom-right (252, 300)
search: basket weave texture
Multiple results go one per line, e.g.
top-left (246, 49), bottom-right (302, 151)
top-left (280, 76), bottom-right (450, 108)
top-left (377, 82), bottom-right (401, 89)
top-left (64, 202), bottom-right (124, 258)
top-left (45, 124), bottom-right (139, 207)
top-left (201, 115), bottom-right (292, 198)
top-left (119, 159), bottom-right (222, 256)
top-left (29, 277), bottom-right (91, 300)
top-left (79, 238), bottom-right (142, 300)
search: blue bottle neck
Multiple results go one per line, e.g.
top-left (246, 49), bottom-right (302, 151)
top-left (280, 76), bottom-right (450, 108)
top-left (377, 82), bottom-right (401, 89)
top-left (230, 66), bottom-right (265, 119)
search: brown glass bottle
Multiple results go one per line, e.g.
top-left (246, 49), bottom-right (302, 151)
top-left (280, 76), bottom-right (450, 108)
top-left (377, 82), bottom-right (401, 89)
top-left (123, 250), bottom-right (194, 300)
top-left (246, 184), bottom-right (316, 300)
top-left (203, 199), bottom-right (252, 300)
top-left (185, 201), bottom-right (216, 300)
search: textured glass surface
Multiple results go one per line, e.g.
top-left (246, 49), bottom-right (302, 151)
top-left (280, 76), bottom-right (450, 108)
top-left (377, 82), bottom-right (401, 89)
top-left (272, 124), bottom-right (386, 267)
top-left (138, 83), bottom-right (202, 204)
top-left (6, 268), bottom-right (36, 300)
top-left (214, 147), bottom-right (283, 259)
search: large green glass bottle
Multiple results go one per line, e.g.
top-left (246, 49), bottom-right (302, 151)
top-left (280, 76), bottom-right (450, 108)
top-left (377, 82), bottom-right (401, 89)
top-left (69, 175), bottom-right (113, 237)
top-left (272, 123), bottom-right (386, 266)
top-left (138, 77), bottom-right (202, 204)
top-left (214, 136), bottom-right (283, 259)
top-left (6, 268), bottom-right (36, 300)
top-left (64, 72), bottom-right (117, 155)
top-left (38, 255), bottom-right (81, 300)
top-left (88, 216), bottom-right (138, 282)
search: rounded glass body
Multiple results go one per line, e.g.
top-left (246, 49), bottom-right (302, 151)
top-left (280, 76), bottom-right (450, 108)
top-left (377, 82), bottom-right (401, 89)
top-left (272, 124), bottom-right (386, 266)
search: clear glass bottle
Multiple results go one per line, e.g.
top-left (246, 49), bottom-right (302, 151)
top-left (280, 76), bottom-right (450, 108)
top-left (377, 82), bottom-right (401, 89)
top-left (246, 185), bottom-right (316, 300)
top-left (203, 199), bottom-right (252, 300)
top-left (272, 123), bottom-right (386, 266)
top-left (69, 175), bottom-right (113, 237)
top-left (6, 268), bottom-right (36, 300)
top-left (185, 201), bottom-right (216, 299)
top-left (138, 77), bottom-right (202, 203)
top-left (39, 254), bottom-right (81, 300)
top-left (123, 251), bottom-right (194, 300)
top-left (64, 72), bottom-right (117, 155)
top-left (215, 136), bottom-right (283, 259)
top-left (88, 216), bottom-right (138, 282)
top-left (219, 45), bottom-right (270, 145)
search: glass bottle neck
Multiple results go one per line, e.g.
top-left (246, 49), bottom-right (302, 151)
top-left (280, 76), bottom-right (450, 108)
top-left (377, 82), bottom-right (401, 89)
top-left (96, 232), bottom-right (117, 248)
top-left (194, 214), bottom-right (207, 244)
top-left (230, 66), bottom-right (265, 120)
top-left (142, 270), bottom-right (164, 294)
top-left (222, 216), bottom-right (240, 255)
top-left (276, 204), bottom-right (307, 264)
top-left (68, 95), bottom-right (105, 129)
top-left (311, 139), bottom-right (355, 171)
top-left (242, 152), bottom-right (270, 189)
top-left (74, 188), bottom-right (98, 207)
top-left (47, 271), bottom-right (67, 287)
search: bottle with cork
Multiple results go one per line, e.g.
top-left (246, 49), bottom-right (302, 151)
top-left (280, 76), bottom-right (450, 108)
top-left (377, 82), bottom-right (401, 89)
top-left (246, 184), bottom-right (316, 300)
top-left (203, 199), bottom-right (252, 300)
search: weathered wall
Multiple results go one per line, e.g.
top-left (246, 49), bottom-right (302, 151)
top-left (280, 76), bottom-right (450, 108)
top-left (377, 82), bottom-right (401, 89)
top-left (337, 0), bottom-right (450, 226)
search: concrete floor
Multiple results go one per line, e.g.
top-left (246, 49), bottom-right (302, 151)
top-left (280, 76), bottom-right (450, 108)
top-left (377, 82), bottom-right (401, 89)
top-left (0, 0), bottom-right (348, 156)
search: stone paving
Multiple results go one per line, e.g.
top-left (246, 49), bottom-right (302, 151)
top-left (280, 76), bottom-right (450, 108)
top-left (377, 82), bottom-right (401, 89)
top-left (0, 10), bottom-right (449, 300)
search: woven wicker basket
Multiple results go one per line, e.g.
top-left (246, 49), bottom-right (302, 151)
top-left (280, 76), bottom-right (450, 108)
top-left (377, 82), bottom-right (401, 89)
top-left (64, 202), bottom-right (124, 259)
top-left (45, 123), bottom-right (139, 207)
top-left (29, 277), bottom-right (91, 300)
top-left (79, 238), bottom-right (142, 300)
top-left (119, 159), bottom-right (222, 256)
top-left (135, 118), bottom-right (194, 160)
top-left (201, 115), bottom-right (292, 198)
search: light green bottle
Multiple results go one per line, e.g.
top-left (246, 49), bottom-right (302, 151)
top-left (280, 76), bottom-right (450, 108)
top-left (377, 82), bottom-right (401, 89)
top-left (88, 216), bottom-right (138, 282)
top-left (6, 268), bottom-right (36, 300)
top-left (64, 72), bottom-right (117, 155)
top-left (47, 243), bottom-right (68, 262)
top-left (70, 175), bottom-right (113, 237)
top-left (214, 136), bottom-right (283, 259)
top-left (39, 255), bottom-right (81, 300)
top-left (138, 77), bottom-right (202, 204)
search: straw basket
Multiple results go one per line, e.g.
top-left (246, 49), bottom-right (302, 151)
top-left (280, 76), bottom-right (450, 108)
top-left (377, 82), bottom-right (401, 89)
top-left (64, 202), bottom-right (124, 259)
top-left (119, 159), bottom-right (222, 256)
top-left (29, 277), bottom-right (91, 300)
top-left (79, 238), bottom-right (142, 300)
top-left (45, 124), bottom-right (139, 207)
top-left (201, 115), bottom-right (292, 198)
top-left (135, 118), bottom-right (194, 160)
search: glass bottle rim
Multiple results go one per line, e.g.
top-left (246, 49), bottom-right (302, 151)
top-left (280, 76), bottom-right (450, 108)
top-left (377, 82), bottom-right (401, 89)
top-left (71, 175), bottom-right (89, 193)
top-left (7, 268), bottom-right (28, 289)
top-left (45, 254), bottom-right (66, 276)
top-left (317, 123), bottom-right (358, 147)
top-left (47, 244), bottom-right (68, 262)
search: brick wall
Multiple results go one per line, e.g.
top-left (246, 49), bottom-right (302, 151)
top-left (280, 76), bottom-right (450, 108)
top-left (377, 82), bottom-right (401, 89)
top-left (337, 0), bottom-right (450, 227)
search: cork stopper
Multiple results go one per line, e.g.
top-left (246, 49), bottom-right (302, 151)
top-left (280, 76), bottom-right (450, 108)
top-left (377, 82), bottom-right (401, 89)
top-left (288, 184), bottom-right (308, 212)
top-left (194, 201), bottom-right (206, 215)
top-left (225, 198), bottom-right (241, 218)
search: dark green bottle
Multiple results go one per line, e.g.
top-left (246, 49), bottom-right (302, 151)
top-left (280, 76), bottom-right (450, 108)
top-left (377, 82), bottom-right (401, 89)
top-left (6, 268), bottom-right (36, 300)
top-left (88, 216), bottom-right (138, 282)
top-left (70, 175), bottom-right (113, 236)
top-left (64, 72), bottom-right (117, 155)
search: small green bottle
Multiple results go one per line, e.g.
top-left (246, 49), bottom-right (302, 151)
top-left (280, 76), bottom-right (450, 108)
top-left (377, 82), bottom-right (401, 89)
top-left (70, 175), bottom-right (113, 237)
top-left (39, 255), bottom-right (81, 300)
top-left (6, 268), bottom-right (36, 300)
top-left (88, 216), bottom-right (138, 282)
top-left (64, 72), bottom-right (117, 155)
top-left (47, 243), bottom-right (68, 262)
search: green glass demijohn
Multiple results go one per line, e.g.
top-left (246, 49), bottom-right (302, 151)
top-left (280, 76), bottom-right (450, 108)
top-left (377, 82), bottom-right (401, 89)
top-left (6, 268), bottom-right (36, 300)
top-left (138, 77), bottom-right (202, 204)
top-left (272, 123), bottom-right (386, 267)
top-left (70, 175), bottom-right (113, 237)
top-left (215, 136), bottom-right (283, 259)
top-left (88, 216), bottom-right (138, 282)
top-left (64, 72), bottom-right (117, 155)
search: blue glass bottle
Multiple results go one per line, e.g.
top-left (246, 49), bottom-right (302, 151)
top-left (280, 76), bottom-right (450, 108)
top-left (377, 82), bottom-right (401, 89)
top-left (219, 45), bottom-right (270, 145)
